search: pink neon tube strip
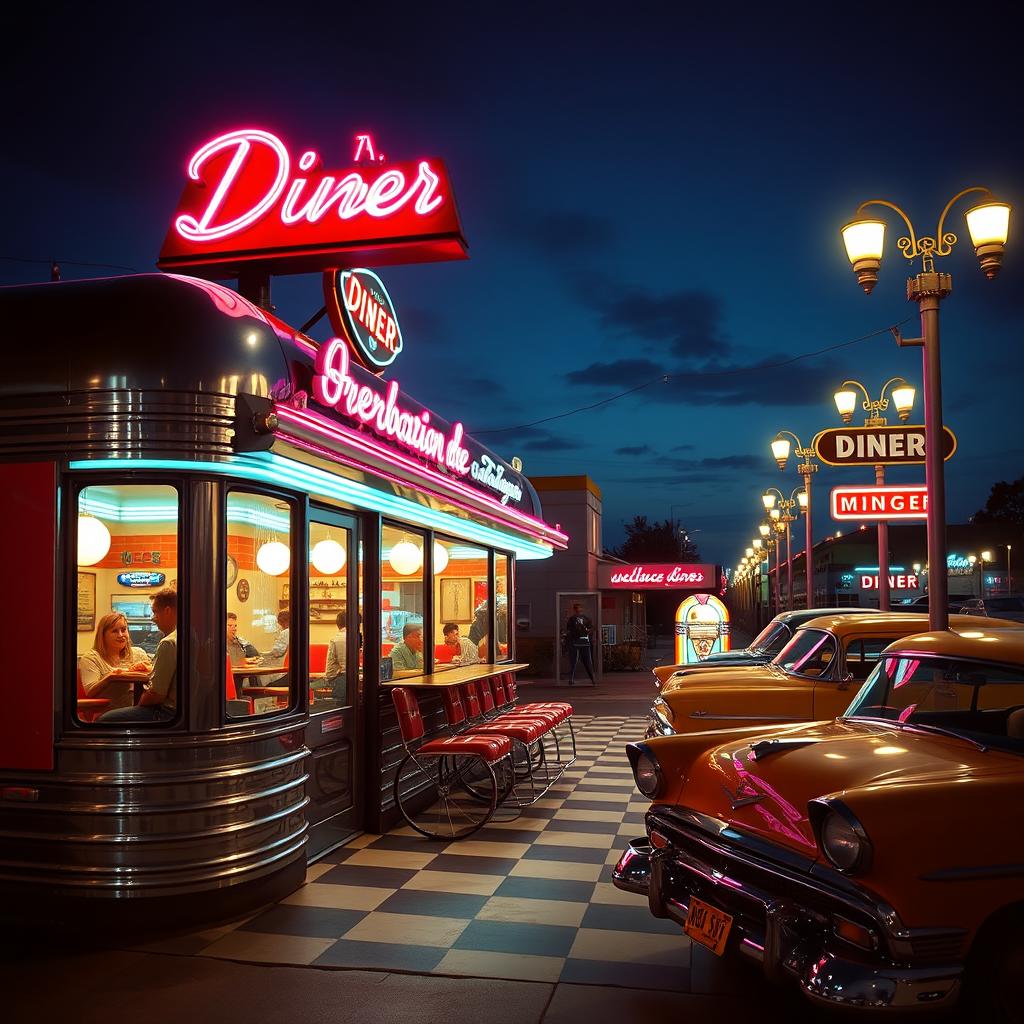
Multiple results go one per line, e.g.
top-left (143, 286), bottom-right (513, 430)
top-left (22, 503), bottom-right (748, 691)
top-left (273, 405), bottom-right (567, 545)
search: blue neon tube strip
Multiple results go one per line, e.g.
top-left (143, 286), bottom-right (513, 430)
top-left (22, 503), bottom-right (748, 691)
top-left (70, 451), bottom-right (554, 560)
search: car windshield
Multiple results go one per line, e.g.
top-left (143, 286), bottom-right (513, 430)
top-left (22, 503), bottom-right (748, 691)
top-left (845, 655), bottom-right (1024, 754)
top-left (749, 619), bottom-right (791, 654)
top-left (773, 628), bottom-right (837, 679)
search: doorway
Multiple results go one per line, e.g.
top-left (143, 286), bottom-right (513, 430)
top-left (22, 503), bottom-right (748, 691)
top-left (305, 507), bottom-right (364, 859)
top-left (555, 591), bottom-right (601, 683)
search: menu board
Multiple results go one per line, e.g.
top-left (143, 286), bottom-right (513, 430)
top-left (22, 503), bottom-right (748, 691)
top-left (77, 572), bottom-right (96, 632)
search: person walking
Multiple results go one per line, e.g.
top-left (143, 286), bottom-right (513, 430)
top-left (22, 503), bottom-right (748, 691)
top-left (565, 602), bottom-right (597, 686)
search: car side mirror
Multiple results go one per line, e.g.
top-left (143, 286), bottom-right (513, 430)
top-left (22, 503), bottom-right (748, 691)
top-left (838, 672), bottom-right (855, 690)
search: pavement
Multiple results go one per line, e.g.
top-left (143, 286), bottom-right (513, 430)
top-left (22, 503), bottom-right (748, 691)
top-left (4, 639), bottom-right (976, 1022)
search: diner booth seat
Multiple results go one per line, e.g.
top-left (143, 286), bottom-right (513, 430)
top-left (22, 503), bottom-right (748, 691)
top-left (76, 666), bottom-right (110, 723)
top-left (434, 645), bottom-right (453, 665)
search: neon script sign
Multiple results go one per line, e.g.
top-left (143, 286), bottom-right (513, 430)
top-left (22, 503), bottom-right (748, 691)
top-left (598, 563), bottom-right (714, 591)
top-left (313, 339), bottom-right (471, 475)
top-left (158, 130), bottom-right (467, 277)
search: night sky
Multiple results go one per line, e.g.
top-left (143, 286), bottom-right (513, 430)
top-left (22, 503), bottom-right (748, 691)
top-left (4, 7), bottom-right (1021, 566)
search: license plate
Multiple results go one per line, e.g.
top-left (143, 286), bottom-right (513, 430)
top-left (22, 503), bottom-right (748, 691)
top-left (684, 896), bottom-right (733, 956)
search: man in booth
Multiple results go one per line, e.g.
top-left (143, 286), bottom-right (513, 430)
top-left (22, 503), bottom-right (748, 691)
top-left (443, 622), bottom-right (480, 666)
top-left (99, 588), bottom-right (178, 721)
top-left (390, 622), bottom-right (424, 671)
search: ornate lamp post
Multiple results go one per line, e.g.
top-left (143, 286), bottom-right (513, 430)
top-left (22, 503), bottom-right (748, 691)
top-left (840, 188), bottom-right (1011, 630)
top-left (981, 550), bottom-right (992, 599)
top-left (762, 488), bottom-right (801, 610)
top-left (752, 537), bottom-right (765, 628)
top-left (771, 431), bottom-right (818, 609)
top-left (1008, 544), bottom-right (1013, 595)
top-left (833, 377), bottom-right (916, 611)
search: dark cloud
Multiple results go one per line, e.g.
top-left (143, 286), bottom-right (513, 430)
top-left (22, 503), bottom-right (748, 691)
top-left (565, 352), bottom-right (835, 406)
top-left (521, 435), bottom-right (583, 452)
top-left (614, 444), bottom-right (653, 455)
top-left (569, 274), bottom-right (730, 361)
top-left (566, 358), bottom-right (663, 387)
top-left (486, 424), bottom-right (586, 454)
top-left (671, 443), bottom-right (696, 451)
top-left (518, 211), bottom-right (617, 254)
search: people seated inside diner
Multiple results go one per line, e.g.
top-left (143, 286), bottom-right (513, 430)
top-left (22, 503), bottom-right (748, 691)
top-left (389, 622), bottom-right (424, 672)
top-left (226, 611), bottom-right (258, 665)
top-left (264, 608), bottom-right (290, 683)
top-left (98, 588), bottom-right (177, 722)
top-left (79, 612), bottom-right (153, 712)
top-left (324, 606), bottom-right (347, 702)
top-left (443, 622), bottom-right (480, 666)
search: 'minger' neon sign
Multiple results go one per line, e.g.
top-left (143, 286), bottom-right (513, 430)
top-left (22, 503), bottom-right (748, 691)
top-left (312, 339), bottom-right (471, 476)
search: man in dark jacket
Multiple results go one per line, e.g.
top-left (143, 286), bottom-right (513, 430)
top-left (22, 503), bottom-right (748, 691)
top-left (565, 602), bottom-right (596, 686)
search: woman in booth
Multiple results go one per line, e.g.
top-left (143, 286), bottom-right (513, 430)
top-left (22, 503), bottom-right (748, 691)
top-left (79, 612), bottom-right (153, 712)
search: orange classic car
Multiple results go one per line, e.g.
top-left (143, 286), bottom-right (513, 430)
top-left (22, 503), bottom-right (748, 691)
top-left (647, 612), bottom-right (1019, 739)
top-left (615, 626), bottom-right (1024, 1019)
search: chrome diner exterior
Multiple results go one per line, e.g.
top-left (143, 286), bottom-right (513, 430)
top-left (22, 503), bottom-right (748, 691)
top-left (0, 266), bottom-right (564, 926)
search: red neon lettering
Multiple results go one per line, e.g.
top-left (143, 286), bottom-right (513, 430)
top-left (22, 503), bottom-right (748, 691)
top-left (175, 130), bottom-right (445, 244)
top-left (313, 339), bottom-right (470, 474)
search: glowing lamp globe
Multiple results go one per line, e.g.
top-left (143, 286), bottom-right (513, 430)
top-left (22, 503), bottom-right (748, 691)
top-left (841, 218), bottom-right (886, 293)
top-left (834, 388), bottom-right (858, 423)
top-left (433, 542), bottom-right (449, 574)
top-left (761, 492), bottom-right (776, 510)
top-left (311, 539), bottom-right (347, 575)
top-left (745, 547), bottom-right (754, 558)
top-left (797, 489), bottom-right (808, 511)
top-left (78, 515), bottom-right (111, 566)
top-left (891, 384), bottom-right (915, 420)
top-left (256, 540), bottom-right (291, 576)
top-left (759, 523), bottom-right (771, 538)
top-left (389, 539), bottom-right (423, 576)
top-left (770, 436), bottom-right (791, 469)
top-left (964, 201), bottom-right (1011, 279)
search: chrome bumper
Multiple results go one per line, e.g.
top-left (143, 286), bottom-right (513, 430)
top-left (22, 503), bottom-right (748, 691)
top-left (613, 836), bottom-right (962, 1012)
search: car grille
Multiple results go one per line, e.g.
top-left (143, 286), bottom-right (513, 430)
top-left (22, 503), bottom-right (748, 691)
top-left (909, 932), bottom-right (964, 962)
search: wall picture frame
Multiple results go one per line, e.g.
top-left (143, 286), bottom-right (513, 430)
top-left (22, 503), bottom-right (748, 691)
top-left (439, 577), bottom-right (472, 622)
top-left (77, 571), bottom-right (96, 632)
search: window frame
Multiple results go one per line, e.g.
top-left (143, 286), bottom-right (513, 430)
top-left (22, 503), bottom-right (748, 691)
top-left (69, 474), bottom-right (185, 729)
top-left (223, 484), bottom-right (301, 721)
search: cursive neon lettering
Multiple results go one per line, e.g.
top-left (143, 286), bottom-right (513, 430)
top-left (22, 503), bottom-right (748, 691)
top-left (313, 339), bottom-right (470, 474)
top-left (175, 130), bottom-right (447, 243)
top-left (176, 130), bottom-right (291, 243)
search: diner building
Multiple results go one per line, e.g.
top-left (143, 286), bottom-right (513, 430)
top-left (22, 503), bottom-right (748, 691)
top-left (0, 128), bottom-right (567, 927)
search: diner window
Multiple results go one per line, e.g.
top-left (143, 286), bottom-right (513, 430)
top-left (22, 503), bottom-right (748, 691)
top-left (382, 525), bottom-right (425, 678)
top-left (225, 492), bottom-right (294, 718)
top-left (75, 483), bottom-right (180, 725)
top-left (308, 520), bottom-right (353, 713)
top-left (434, 538), bottom-right (488, 671)
top-left (495, 551), bottom-right (511, 661)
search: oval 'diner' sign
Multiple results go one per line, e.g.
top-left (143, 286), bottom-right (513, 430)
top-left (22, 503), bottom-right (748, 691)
top-left (324, 268), bottom-right (403, 373)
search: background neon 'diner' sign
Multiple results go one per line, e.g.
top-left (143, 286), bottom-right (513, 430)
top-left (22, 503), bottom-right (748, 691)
top-left (158, 129), bottom-right (468, 278)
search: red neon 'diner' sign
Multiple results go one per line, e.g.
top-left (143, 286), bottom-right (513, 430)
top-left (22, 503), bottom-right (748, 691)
top-left (830, 484), bottom-right (928, 521)
top-left (158, 129), bottom-right (468, 278)
top-left (598, 563), bottom-right (714, 590)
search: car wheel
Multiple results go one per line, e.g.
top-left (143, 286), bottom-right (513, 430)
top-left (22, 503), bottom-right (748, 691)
top-left (967, 917), bottom-right (1024, 1024)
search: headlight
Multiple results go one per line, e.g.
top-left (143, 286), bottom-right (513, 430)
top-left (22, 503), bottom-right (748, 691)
top-left (627, 743), bottom-right (663, 798)
top-left (819, 806), bottom-right (872, 874)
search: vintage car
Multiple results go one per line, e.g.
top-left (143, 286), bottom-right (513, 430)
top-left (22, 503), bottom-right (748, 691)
top-left (615, 626), bottom-right (1024, 1019)
top-left (647, 612), bottom-right (1019, 738)
top-left (652, 607), bottom-right (884, 686)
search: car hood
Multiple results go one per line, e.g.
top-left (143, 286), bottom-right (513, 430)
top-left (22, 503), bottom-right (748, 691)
top-left (675, 718), bottom-right (1018, 858)
top-left (661, 663), bottom-right (780, 696)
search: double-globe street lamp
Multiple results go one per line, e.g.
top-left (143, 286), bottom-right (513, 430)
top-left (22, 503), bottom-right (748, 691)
top-left (840, 188), bottom-right (1011, 630)
top-left (833, 377), bottom-right (916, 611)
top-left (771, 431), bottom-right (817, 609)
top-left (762, 488), bottom-right (802, 611)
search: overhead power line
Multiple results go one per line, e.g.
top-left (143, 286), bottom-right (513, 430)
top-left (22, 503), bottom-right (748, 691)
top-left (475, 316), bottom-right (916, 436)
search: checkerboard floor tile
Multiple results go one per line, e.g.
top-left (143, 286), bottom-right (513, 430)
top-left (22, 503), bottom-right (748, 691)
top-left (145, 715), bottom-right (687, 991)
